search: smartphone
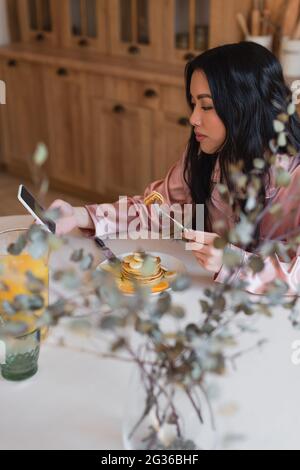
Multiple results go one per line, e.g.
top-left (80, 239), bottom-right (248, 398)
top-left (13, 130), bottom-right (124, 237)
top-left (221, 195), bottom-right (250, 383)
top-left (17, 185), bottom-right (56, 234)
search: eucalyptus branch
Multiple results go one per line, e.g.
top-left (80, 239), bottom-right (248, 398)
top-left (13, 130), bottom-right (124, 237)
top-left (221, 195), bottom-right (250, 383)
top-left (126, 344), bottom-right (182, 439)
top-left (184, 385), bottom-right (204, 424)
top-left (226, 340), bottom-right (268, 371)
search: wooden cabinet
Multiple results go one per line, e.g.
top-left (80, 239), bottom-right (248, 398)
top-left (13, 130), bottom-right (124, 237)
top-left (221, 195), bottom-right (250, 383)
top-left (153, 114), bottom-right (191, 180)
top-left (43, 65), bottom-right (92, 190)
top-left (164, 0), bottom-right (255, 65)
top-left (108, 0), bottom-right (164, 61)
top-left (61, 0), bottom-right (108, 52)
top-left (153, 84), bottom-right (191, 179)
top-left (165, 0), bottom-right (211, 65)
top-left (209, 0), bottom-right (252, 49)
top-left (17, 0), bottom-right (59, 46)
top-left (13, 0), bottom-right (281, 57)
top-left (103, 76), bottom-right (161, 111)
top-left (0, 58), bottom-right (48, 171)
top-left (2, 0), bottom-right (295, 201)
top-left (90, 97), bottom-right (152, 196)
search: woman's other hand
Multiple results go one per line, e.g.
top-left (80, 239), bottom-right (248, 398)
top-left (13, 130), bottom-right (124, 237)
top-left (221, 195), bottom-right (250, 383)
top-left (184, 229), bottom-right (223, 274)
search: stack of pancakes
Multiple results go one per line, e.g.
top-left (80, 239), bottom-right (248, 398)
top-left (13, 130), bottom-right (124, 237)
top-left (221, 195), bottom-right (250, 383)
top-left (101, 250), bottom-right (177, 294)
top-left (121, 252), bottom-right (166, 287)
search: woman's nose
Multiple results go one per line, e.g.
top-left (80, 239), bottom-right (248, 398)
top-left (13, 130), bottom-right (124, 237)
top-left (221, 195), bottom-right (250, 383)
top-left (190, 109), bottom-right (202, 127)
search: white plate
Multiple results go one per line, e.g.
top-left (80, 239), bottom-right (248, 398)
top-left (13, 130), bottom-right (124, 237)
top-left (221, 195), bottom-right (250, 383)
top-left (97, 251), bottom-right (186, 296)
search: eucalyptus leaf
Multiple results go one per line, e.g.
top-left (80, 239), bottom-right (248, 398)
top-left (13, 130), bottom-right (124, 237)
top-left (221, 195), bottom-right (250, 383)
top-left (245, 195), bottom-right (256, 212)
top-left (48, 234), bottom-right (64, 251)
top-left (80, 254), bottom-right (94, 271)
top-left (269, 138), bottom-right (278, 154)
top-left (234, 215), bottom-right (254, 245)
top-left (13, 294), bottom-right (44, 311)
top-left (200, 299), bottom-right (211, 314)
top-left (268, 203), bottom-right (282, 215)
top-left (214, 237), bottom-right (227, 250)
top-left (169, 305), bottom-right (185, 318)
top-left (1, 301), bottom-right (17, 316)
top-left (191, 363), bottom-right (202, 380)
top-left (185, 323), bottom-right (201, 341)
top-left (170, 274), bottom-right (191, 292)
top-left (28, 225), bottom-right (47, 243)
top-left (39, 178), bottom-right (49, 196)
top-left (287, 102), bottom-right (296, 116)
top-left (0, 281), bottom-right (9, 292)
top-left (141, 256), bottom-right (157, 277)
top-left (43, 208), bottom-right (61, 222)
top-left (253, 158), bottom-right (265, 170)
top-left (33, 142), bottom-right (48, 166)
top-left (277, 112), bottom-right (289, 123)
top-left (28, 240), bottom-right (48, 259)
top-left (273, 119), bottom-right (285, 133)
top-left (26, 271), bottom-right (45, 293)
top-left (249, 256), bottom-right (265, 274)
top-left (53, 270), bottom-right (80, 290)
top-left (277, 132), bottom-right (287, 148)
top-left (148, 292), bottom-right (171, 317)
top-left (71, 248), bottom-right (84, 263)
top-left (68, 319), bottom-right (92, 335)
top-left (46, 300), bottom-right (72, 322)
top-left (276, 168), bottom-right (291, 187)
top-left (223, 247), bottom-right (243, 269)
top-left (99, 284), bottom-right (123, 309)
top-left (100, 315), bottom-right (121, 330)
top-left (7, 234), bottom-right (27, 256)
top-left (217, 184), bottom-right (228, 194)
top-left (110, 337), bottom-right (127, 352)
top-left (1, 321), bottom-right (29, 337)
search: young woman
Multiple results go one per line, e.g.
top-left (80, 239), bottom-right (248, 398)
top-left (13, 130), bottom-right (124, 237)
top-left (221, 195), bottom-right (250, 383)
top-left (50, 42), bottom-right (300, 295)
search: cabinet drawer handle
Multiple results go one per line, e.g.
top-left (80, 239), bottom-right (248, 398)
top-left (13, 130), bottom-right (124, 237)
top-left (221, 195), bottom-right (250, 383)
top-left (184, 52), bottom-right (196, 61)
top-left (144, 88), bottom-right (158, 99)
top-left (36, 33), bottom-right (45, 41)
top-left (7, 59), bottom-right (17, 67)
top-left (78, 38), bottom-right (89, 47)
top-left (113, 104), bottom-right (125, 114)
top-left (178, 117), bottom-right (190, 127)
top-left (128, 45), bottom-right (140, 55)
top-left (57, 67), bottom-right (68, 76)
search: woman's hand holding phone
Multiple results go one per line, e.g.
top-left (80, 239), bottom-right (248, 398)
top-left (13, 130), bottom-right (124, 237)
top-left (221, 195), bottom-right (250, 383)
top-left (48, 200), bottom-right (93, 235)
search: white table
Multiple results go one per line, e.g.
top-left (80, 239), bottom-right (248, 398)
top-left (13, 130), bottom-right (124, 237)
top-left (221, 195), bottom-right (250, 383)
top-left (1, 216), bottom-right (300, 450)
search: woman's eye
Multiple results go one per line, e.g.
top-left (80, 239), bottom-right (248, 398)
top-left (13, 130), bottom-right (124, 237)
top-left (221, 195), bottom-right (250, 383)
top-left (190, 103), bottom-right (213, 111)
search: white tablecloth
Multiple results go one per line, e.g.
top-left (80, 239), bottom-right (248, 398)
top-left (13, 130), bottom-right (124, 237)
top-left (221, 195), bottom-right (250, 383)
top-left (1, 216), bottom-right (300, 450)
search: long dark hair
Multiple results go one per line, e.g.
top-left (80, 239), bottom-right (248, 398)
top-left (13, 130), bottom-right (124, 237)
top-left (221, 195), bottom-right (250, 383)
top-left (183, 41), bottom-right (300, 239)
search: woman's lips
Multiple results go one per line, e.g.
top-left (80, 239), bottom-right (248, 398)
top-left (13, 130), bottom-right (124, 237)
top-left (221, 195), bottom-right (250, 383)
top-left (195, 133), bottom-right (208, 142)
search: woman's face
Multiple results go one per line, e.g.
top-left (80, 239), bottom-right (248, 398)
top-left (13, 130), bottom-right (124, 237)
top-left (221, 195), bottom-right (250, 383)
top-left (189, 70), bottom-right (226, 154)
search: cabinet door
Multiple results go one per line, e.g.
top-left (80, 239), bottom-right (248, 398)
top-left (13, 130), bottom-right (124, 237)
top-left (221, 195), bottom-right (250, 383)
top-left (91, 98), bottom-right (152, 197)
top-left (153, 112), bottom-right (191, 180)
top-left (165, 0), bottom-right (211, 65)
top-left (0, 58), bottom-right (48, 171)
top-left (155, 84), bottom-right (191, 179)
top-left (17, 0), bottom-right (59, 45)
top-left (165, 0), bottom-right (256, 65)
top-left (209, 0), bottom-right (252, 48)
top-left (43, 66), bottom-right (91, 190)
top-left (108, 0), bottom-right (164, 61)
top-left (61, 0), bottom-right (108, 52)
